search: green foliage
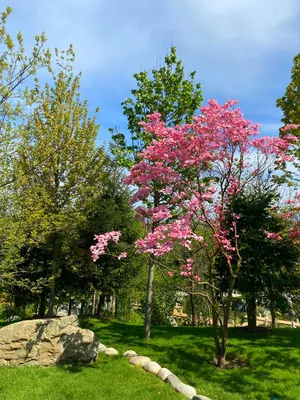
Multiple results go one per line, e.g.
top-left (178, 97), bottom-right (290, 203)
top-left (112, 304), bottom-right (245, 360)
top-left (276, 52), bottom-right (300, 175)
top-left (276, 53), bottom-right (300, 130)
top-left (111, 46), bottom-right (203, 167)
top-left (140, 276), bottom-right (178, 326)
top-left (217, 185), bottom-right (300, 316)
top-left (0, 7), bottom-right (51, 288)
top-left (71, 162), bottom-right (144, 299)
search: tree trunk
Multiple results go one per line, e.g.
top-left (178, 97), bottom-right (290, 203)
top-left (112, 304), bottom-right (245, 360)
top-left (47, 275), bottom-right (56, 317)
top-left (247, 296), bottom-right (257, 330)
top-left (270, 304), bottom-right (276, 329)
top-left (91, 291), bottom-right (96, 315)
top-left (115, 295), bottom-right (118, 318)
top-left (190, 293), bottom-right (196, 326)
top-left (38, 291), bottom-right (47, 318)
top-left (80, 300), bottom-right (86, 316)
top-left (144, 192), bottom-right (160, 340)
top-left (215, 275), bottom-right (236, 368)
top-left (46, 240), bottom-right (59, 318)
top-left (96, 294), bottom-right (105, 318)
top-left (144, 256), bottom-right (155, 340)
top-left (68, 298), bottom-right (73, 316)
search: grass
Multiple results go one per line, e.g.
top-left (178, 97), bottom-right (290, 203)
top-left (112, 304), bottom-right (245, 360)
top-left (0, 318), bottom-right (299, 399)
top-left (0, 352), bottom-right (184, 400)
top-left (81, 319), bottom-right (300, 400)
top-left (0, 317), bottom-right (185, 400)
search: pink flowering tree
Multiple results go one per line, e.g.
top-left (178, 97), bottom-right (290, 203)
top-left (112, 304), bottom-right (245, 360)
top-left (124, 99), bottom-right (297, 367)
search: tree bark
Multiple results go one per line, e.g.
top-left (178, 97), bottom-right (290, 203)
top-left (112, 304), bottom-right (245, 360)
top-left (91, 291), bottom-right (96, 315)
top-left (68, 297), bottom-right (73, 316)
top-left (96, 294), bottom-right (105, 318)
top-left (209, 262), bottom-right (227, 368)
top-left (115, 295), bottom-right (118, 318)
top-left (144, 256), bottom-right (155, 339)
top-left (144, 191), bottom-right (160, 340)
top-left (80, 300), bottom-right (86, 316)
top-left (190, 293), bottom-right (196, 326)
top-left (46, 239), bottom-right (59, 318)
top-left (38, 291), bottom-right (47, 318)
top-left (270, 304), bottom-right (276, 329)
top-left (247, 296), bottom-right (257, 330)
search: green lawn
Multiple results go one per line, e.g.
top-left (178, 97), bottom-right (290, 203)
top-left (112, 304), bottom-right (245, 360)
top-left (0, 353), bottom-right (184, 400)
top-left (81, 319), bottom-right (300, 400)
top-left (0, 318), bottom-right (299, 400)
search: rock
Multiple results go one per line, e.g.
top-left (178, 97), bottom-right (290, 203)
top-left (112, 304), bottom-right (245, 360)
top-left (0, 316), bottom-right (98, 366)
top-left (143, 361), bottom-right (161, 374)
top-left (166, 373), bottom-right (182, 389)
top-left (56, 310), bottom-right (68, 317)
top-left (129, 356), bottom-right (151, 367)
top-left (192, 396), bottom-right (213, 400)
top-left (157, 367), bottom-right (173, 381)
top-left (123, 350), bottom-right (138, 357)
top-left (97, 343), bottom-right (107, 352)
top-left (176, 383), bottom-right (196, 399)
top-left (104, 347), bottom-right (118, 356)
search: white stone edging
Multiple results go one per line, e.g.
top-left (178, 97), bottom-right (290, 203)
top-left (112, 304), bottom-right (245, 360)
top-left (98, 343), bottom-right (212, 399)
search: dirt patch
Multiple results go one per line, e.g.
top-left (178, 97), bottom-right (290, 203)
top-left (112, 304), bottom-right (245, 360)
top-left (211, 354), bottom-right (250, 369)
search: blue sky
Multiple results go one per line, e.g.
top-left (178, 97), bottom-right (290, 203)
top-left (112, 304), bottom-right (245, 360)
top-left (6, 0), bottom-right (300, 146)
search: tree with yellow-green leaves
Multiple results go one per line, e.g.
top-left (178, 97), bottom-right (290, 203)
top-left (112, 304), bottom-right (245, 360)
top-left (0, 6), bottom-right (51, 288)
top-left (13, 46), bottom-right (105, 317)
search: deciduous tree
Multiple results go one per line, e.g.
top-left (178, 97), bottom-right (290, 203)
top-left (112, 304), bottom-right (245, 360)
top-left (111, 46), bottom-right (203, 339)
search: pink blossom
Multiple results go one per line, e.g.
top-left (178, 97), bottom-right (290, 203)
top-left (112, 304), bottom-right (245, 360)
top-left (90, 231), bottom-right (122, 262)
top-left (117, 252), bottom-right (128, 260)
top-left (118, 99), bottom-right (297, 283)
top-left (264, 231), bottom-right (282, 241)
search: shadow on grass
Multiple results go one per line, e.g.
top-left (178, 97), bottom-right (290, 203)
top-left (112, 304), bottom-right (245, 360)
top-left (59, 361), bottom-right (104, 374)
top-left (81, 319), bottom-right (300, 400)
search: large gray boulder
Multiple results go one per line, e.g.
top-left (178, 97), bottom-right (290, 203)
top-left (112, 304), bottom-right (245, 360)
top-left (0, 316), bottom-right (99, 367)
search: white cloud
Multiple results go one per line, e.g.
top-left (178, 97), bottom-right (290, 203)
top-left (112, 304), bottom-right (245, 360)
top-left (6, 0), bottom-right (299, 97)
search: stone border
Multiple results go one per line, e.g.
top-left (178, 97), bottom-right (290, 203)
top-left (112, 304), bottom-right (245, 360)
top-left (97, 342), bottom-right (212, 400)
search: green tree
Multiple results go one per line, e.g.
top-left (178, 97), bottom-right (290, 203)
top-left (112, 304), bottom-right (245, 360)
top-left (218, 186), bottom-right (300, 329)
top-left (0, 7), bottom-right (51, 289)
top-left (276, 53), bottom-right (300, 173)
top-left (14, 47), bottom-right (103, 316)
top-left (74, 162), bottom-right (143, 317)
top-left (111, 46), bottom-right (203, 339)
top-left (0, 6), bottom-right (51, 188)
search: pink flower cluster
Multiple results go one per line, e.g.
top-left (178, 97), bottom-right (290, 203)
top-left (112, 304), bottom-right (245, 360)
top-left (90, 231), bottom-right (127, 262)
top-left (125, 99), bottom-right (296, 281)
top-left (135, 216), bottom-right (204, 256)
top-left (264, 231), bottom-right (283, 241)
top-left (168, 259), bottom-right (202, 283)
